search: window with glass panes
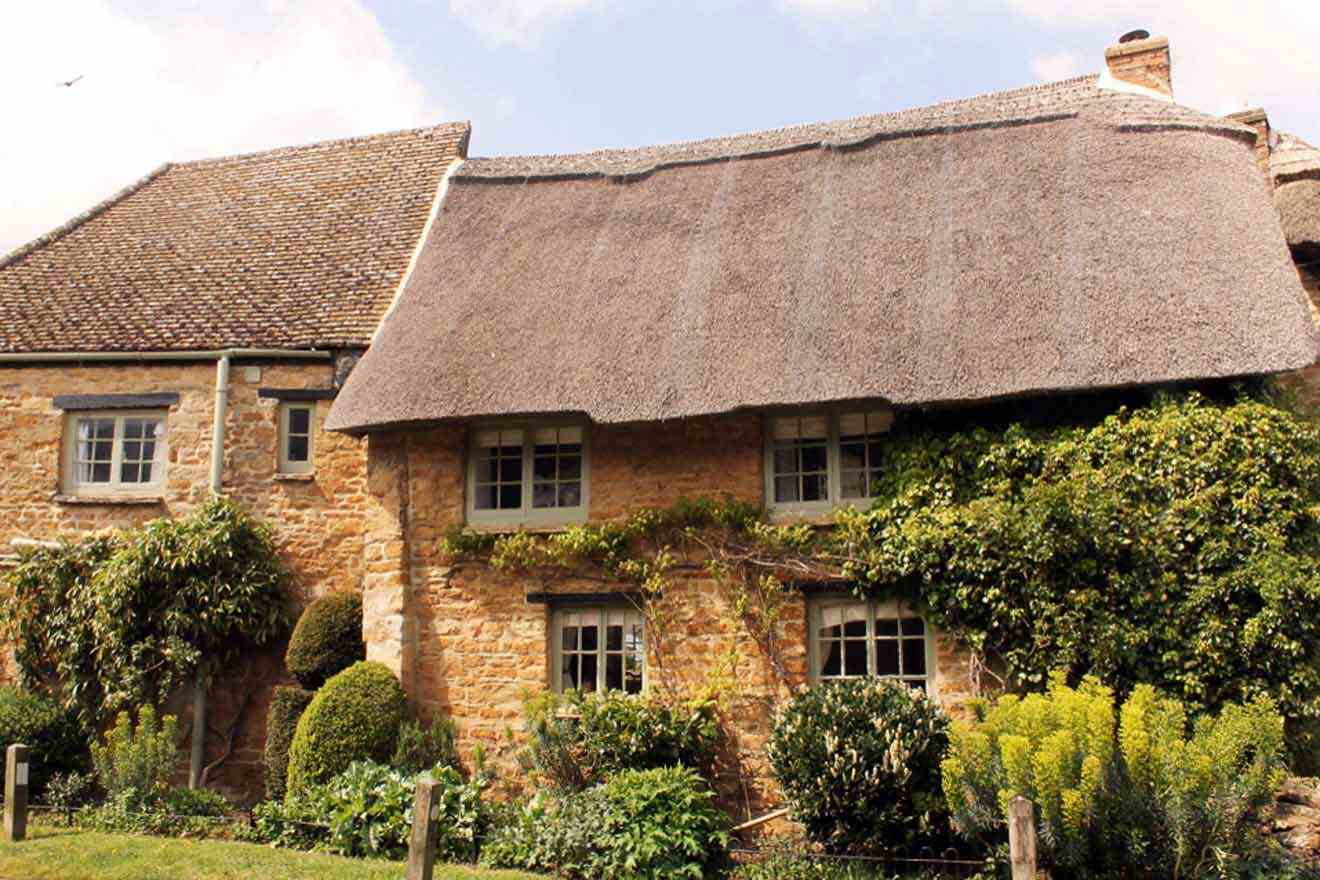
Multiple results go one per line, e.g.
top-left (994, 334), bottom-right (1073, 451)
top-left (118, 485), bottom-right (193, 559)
top-left (809, 598), bottom-right (931, 691)
top-left (553, 606), bottom-right (644, 694)
top-left (66, 411), bottom-right (166, 493)
top-left (469, 426), bottom-right (587, 524)
top-left (766, 410), bottom-right (892, 512)
top-left (279, 403), bottom-right (315, 474)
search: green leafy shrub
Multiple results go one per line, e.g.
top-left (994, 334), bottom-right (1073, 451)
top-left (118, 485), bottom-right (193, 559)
top-left (0, 685), bottom-right (90, 798)
top-left (392, 714), bottom-right (460, 774)
top-left (90, 706), bottom-right (179, 811)
top-left (941, 675), bottom-right (1290, 879)
top-left (768, 679), bottom-right (950, 852)
top-left (250, 761), bottom-right (488, 861)
top-left (285, 661), bottom-right (406, 796)
top-left (263, 685), bottom-right (314, 800)
top-left (0, 498), bottom-right (288, 724)
top-left (521, 689), bottom-right (717, 791)
top-left (284, 592), bottom-right (363, 691)
top-left (481, 766), bottom-right (728, 879)
top-left (79, 791), bottom-right (234, 839)
top-left (163, 785), bottom-right (232, 817)
top-left (44, 771), bottom-right (95, 820)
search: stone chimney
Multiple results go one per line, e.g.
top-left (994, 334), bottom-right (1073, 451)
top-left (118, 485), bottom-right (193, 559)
top-left (1225, 107), bottom-right (1273, 175)
top-left (1104, 31), bottom-right (1172, 97)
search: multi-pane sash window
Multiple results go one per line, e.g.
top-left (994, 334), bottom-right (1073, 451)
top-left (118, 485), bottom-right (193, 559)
top-left (766, 410), bottom-right (892, 513)
top-left (809, 598), bottom-right (932, 691)
top-left (66, 412), bottom-right (166, 494)
top-left (553, 606), bottom-right (644, 694)
top-left (469, 426), bottom-right (587, 524)
top-left (279, 403), bottom-right (315, 474)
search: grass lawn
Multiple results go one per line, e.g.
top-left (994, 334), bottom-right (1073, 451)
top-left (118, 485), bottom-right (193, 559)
top-left (0, 826), bottom-right (543, 880)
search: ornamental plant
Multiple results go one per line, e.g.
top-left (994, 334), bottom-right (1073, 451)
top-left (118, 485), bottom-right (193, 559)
top-left (0, 685), bottom-right (90, 798)
top-left (0, 497), bottom-right (289, 724)
top-left (768, 679), bottom-right (951, 852)
top-left (284, 592), bottom-right (364, 690)
top-left (90, 705), bottom-right (179, 812)
top-left (941, 675), bottom-right (1289, 879)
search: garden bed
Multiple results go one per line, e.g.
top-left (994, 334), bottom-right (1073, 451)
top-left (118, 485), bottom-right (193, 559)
top-left (0, 826), bottom-right (544, 880)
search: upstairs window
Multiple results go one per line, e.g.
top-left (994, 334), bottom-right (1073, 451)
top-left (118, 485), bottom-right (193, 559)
top-left (808, 597), bottom-right (932, 691)
top-left (64, 411), bottom-right (167, 495)
top-left (766, 410), bottom-right (891, 515)
top-left (278, 403), bottom-right (315, 475)
top-left (468, 426), bottom-right (588, 525)
top-left (552, 606), bottom-right (645, 694)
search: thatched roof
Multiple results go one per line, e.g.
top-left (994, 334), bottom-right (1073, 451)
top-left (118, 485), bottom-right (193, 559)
top-left (0, 123), bottom-right (470, 353)
top-left (1272, 132), bottom-right (1320, 185)
top-left (327, 78), bottom-right (1317, 433)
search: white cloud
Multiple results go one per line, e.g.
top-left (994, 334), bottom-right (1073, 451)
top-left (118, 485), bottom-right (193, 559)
top-left (0, 0), bottom-right (443, 254)
top-left (1006, 0), bottom-right (1320, 138)
top-left (448, 0), bottom-right (608, 45)
top-left (1030, 51), bottom-right (1083, 82)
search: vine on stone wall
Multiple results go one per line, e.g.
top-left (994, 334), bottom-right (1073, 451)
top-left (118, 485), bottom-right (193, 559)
top-left (441, 391), bottom-right (1320, 741)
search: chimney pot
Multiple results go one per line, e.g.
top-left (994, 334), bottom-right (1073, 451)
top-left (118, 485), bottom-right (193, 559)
top-left (1119, 29), bottom-right (1150, 43)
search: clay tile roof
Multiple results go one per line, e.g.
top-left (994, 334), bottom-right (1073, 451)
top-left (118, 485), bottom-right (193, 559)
top-left (327, 78), bottom-right (1318, 433)
top-left (0, 122), bottom-right (470, 353)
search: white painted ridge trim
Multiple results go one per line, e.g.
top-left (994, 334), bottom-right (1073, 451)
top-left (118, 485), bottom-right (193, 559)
top-left (371, 157), bottom-right (466, 347)
top-left (1096, 67), bottom-right (1174, 103)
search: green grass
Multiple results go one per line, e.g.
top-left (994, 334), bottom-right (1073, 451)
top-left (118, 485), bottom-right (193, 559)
top-left (0, 826), bottom-right (543, 880)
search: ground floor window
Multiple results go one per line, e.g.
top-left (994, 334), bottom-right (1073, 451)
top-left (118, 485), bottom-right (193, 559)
top-left (808, 597), bottom-right (932, 691)
top-left (552, 605), bottom-right (644, 694)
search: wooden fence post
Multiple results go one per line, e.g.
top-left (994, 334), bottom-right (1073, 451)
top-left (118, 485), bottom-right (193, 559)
top-left (1008, 796), bottom-right (1037, 880)
top-left (405, 774), bottom-right (441, 880)
top-left (4, 744), bottom-right (29, 843)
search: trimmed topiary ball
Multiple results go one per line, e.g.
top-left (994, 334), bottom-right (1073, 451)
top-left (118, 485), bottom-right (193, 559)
top-left (285, 661), bottom-right (405, 796)
top-left (263, 685), bottom-right (314, 801)
top-left (285, 592), bottom-right (364, 690)
top-left (768, 679), bottom-right (950, 852)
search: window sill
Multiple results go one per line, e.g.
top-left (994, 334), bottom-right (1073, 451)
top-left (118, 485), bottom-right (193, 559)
top-left (273, 473), bottom-right (316, 482)
top-left (463, 521), bottom-right (585, 535)
top-left (767, 502), bottom-right (875, 526)
top-left (54, 493), bottom-right (165, 506)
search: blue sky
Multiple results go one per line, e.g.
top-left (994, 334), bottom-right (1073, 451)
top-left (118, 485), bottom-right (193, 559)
top-left (3, 1), bottom-right (1317, 252)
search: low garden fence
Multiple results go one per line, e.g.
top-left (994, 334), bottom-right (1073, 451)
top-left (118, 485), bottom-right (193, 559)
top-left (729, 845), bottom-right (992, 878)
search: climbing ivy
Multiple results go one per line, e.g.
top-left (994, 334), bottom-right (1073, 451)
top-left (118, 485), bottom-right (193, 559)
top-left (443, 391), bottom-right (1320, 734)
top-left (0, 497), bottom-right (290, 725)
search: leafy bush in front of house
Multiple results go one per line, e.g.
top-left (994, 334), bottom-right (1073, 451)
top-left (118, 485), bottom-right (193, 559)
top-left (768, 679), bottom-right (950, 852)
top-left (250, 761), bottom-right (489, 861)
top-left (0, 685), bottom-right (90, 798)
top-left (941, 674), bottom-right (1289, 879)
top-left (481, 766), bottom-right (727, 879)
top-left (391, 714), bottom-right (461, 775)
top-left (0, 497), bottom-right (289, 725)
top-left (521, 689), bottom-right (718, 791)
top-left (264, 685), bottom-right (314, 800)
top-left (284, 592), bottom-right (364, 691)
top-left (90, 705), bottom-right (179, 812)
top-left (285, 661), bottom-right (406, 796)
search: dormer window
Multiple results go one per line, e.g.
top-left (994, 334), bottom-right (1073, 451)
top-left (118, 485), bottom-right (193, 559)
top-left (765, 410), bottom-right (892, 516)
top-left (467, 425), bottom-right (588, 526)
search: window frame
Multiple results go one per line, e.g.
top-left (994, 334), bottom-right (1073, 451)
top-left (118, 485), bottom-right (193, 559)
top-left (805, 595), bottom-right (937, 695)
top-left (278, 402), bottom-right (316, 475)
top-left (763, 409), bottom-right (893, 518)
top-left (465, 422), bottom-right (590, 527)
top-left (549, 604), bottom-right (647, 695)
top-left (61, 409), bottom-right (169, 497)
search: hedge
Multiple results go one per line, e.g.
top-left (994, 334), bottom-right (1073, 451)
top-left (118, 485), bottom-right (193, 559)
top-left (285, 661), bottom-right (405, 796)
top-left (284, 592), bottom-right (364, 691)
top-left (0, 685), bottom-right (89, 798)
top-left (263, 685), bottom-right (314, 801)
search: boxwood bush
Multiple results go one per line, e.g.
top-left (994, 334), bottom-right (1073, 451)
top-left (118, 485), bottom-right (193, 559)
top-left (284, 592), bottom-right (363, 690)
top-left (0, 685), bottom-right (89, 799)
top-left (263, 685), bottom-right (314, 800)
top-left (768, 679), bottom-right (950, 852)
top-left (481, 765), bottom-right (728, 879)
top-left (285, 661), bottom-right (405, 796)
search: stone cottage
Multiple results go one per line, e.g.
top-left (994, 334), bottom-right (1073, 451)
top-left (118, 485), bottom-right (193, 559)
top-left (0, 123), bottom-right (470, 792)
top-left (324, 34), bottom-right (1319, 811)
top-left (1, 31), bottom-right (1318, 808)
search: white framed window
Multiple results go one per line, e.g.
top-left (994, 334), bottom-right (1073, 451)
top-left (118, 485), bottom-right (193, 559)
top-left (278, 403), bottom-right (315, 475)
top-left (765, 410), bottom-right (892, 515)
top-left (551, 605), bottom-right (645, 694)
top-left (807, 597), bottom-right (933, 692)
top-left (467, 425), bottom-right (588, 526)
top-left (63, 411), bottom-right (167, 495)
